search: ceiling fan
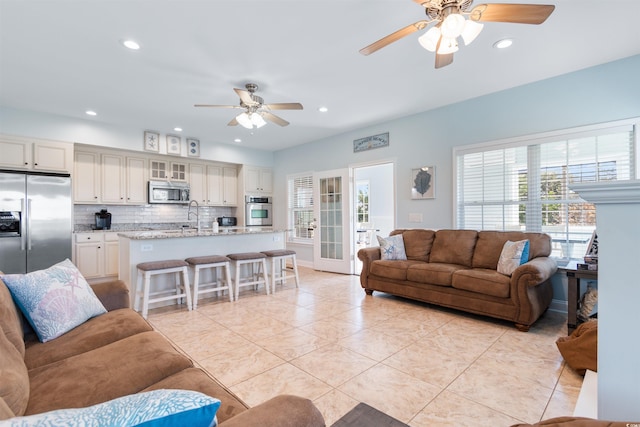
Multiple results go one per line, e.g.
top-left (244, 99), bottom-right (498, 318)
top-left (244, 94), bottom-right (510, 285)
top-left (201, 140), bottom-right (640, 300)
top-left (360, 0), bottom-right (555, 68)
top-left (194, 83), bottom-right (303, 129)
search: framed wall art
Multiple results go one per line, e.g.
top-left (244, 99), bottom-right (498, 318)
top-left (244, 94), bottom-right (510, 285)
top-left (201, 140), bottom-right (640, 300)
top-left (186, 138), bottom-right (200, 157)
top-left (143, 131), bottom-right (160, 152)
top-left (411, 166), bottom-right (435, 199)
top-left (166, 134), bottom-right (181, 155)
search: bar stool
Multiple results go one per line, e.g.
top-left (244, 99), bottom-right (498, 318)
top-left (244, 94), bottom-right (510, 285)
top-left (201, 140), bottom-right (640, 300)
top-left (135, 260), bottom-right (192, 319)
top-left (227, 252), bottom-right (269, 300)
top-left (185, 255), bottom-right (233, 308)
top-left (261, 249), bottom-right (300, 293)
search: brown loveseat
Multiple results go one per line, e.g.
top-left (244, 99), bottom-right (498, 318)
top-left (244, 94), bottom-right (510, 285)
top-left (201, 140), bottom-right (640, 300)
top-left (358, 229), bottom-right (557, 331)
top-left (0, 277), bottom-right (324, 426)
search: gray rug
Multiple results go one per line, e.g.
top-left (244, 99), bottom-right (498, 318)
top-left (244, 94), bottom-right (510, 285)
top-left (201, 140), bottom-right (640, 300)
top-left (331, 403), bottom-right (410, 427)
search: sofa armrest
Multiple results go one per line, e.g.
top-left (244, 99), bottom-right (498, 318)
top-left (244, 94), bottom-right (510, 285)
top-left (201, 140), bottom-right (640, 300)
top-left (511, 257), bottom-right (558, 287)
top-left (90, 280), bottom-right (130, 311)
top-left (357, 247), bottom-right (381, 288)
top-left (218, 395), bottom-right (324, 427)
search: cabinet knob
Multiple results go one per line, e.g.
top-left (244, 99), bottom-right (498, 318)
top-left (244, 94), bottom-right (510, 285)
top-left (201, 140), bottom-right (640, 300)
top-left (24, 162), bottom-right (28, 165)
top-left (94, 196), bottom-right (98, 199)
top-left (34, 163), bottom-right (38, 166)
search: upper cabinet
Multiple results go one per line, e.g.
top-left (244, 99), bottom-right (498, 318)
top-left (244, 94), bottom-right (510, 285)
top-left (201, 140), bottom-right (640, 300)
top-left (188, 163), bottom-right (237, 206)
top-left (245, 166), bottom-right (272, 194)
top-left (0, 136), bottom-right (73, 173)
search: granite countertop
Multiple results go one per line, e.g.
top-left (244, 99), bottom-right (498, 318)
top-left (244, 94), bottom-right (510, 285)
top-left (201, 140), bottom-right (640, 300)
top-left (117, 227), bottom-right (290, 240)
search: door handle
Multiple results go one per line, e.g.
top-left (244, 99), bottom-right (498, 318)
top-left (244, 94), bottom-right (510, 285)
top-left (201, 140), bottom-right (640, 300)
top-left (20, 198), bottom-right (26, 251)
top-left (27, 199), bottom-right (32, 250)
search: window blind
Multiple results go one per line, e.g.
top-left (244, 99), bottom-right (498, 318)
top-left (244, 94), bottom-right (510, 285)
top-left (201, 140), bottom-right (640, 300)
top-left (287, 174), bottom-right (314, 241)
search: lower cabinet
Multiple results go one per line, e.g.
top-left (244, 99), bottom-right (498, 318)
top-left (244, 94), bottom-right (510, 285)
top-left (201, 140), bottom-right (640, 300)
top-left (74, 232), bottom-right (119, 280)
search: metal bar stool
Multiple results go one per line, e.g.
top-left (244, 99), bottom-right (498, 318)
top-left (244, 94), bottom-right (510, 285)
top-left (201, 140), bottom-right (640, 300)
top-left (261, 249), bottom-right (300, 293)
top-left (185, 255), bottom-right (233, 308)
top-left (227, 252), bottom-right (269, 300)
top-left (135, 259), bottom-right (192, 319)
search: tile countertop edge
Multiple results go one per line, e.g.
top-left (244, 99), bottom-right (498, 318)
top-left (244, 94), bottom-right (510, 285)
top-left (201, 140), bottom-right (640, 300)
top-left (117, 228), bottom-right (292, 240)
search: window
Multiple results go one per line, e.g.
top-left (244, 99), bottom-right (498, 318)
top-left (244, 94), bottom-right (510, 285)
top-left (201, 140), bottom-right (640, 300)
top-left (356, 180), bottom-right (370, 224)
top-left (455, 121), bottom-right (636, 260)
top-left (287, 173), bottom-right (314, 242)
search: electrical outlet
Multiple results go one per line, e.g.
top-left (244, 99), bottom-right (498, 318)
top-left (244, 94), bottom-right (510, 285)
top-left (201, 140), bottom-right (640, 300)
top-left (409, 213), bottom-right (423, 223)
top-left (141, 244), bottom-right (153, 252)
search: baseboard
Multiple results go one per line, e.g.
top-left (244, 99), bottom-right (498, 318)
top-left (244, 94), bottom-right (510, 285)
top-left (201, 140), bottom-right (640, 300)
top-left (295, 259), bottom-right (313, 269)
top-left (549, 298), bottom-right (568, 313)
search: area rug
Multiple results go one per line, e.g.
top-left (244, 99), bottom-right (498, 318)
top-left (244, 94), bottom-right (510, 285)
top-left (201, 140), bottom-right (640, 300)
top-left (331, 402), bottom-right (410, 427)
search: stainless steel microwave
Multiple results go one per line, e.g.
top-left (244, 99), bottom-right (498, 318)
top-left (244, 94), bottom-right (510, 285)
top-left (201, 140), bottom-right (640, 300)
top-left (148, 180), bottom-right (190, 204)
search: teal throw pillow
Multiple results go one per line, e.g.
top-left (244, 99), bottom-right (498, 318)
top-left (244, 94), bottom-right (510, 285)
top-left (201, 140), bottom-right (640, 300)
top-left (497, 240), bottom-right (530, 276)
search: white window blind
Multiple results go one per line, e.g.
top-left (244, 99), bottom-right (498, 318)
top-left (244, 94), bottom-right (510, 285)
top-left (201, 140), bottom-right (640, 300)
top-left (287, 174), bottom-right (314, 241)
top-left (456, 122), bottom-right (636, 260)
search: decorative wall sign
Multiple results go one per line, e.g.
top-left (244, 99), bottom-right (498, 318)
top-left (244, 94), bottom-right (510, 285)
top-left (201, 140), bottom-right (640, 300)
top-left (166, 134), bottom-right (181, 155)
top-left (143, 131), bottom-right (160, 152)
top-left (411, 166), bottom-right (435, 199)
top-left (353, 132), bottom-right (389, 153)
top-left (186, 138), bottom-right (200, 157)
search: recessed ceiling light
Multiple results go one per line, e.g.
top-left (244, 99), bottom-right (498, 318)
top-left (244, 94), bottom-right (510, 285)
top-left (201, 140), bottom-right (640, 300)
top-left (234, 138), bottom-right (242, 143)
top-left (173, 127), bottom-right (182, 132)
top-left (493, 39), bottom-right (513, 49)
top-left (121, 39), bottom-right (140, 50)
top-left (318, 106), bottom-right (328, 113)
top-left (85, 110), bottom-right (97, 116)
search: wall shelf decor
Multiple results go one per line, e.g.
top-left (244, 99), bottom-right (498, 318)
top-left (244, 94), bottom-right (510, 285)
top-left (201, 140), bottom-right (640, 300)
top-left (411, 166), bottom-right (435, 199)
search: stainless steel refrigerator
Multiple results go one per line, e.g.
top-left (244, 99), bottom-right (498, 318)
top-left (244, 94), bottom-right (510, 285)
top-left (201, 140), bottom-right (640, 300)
top-left (0, 170), bottom-right (72, 274)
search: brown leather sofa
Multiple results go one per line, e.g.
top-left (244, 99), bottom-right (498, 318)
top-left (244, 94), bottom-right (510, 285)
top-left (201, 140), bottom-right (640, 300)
top-left (0, 277), bottom-right (324, 426)
top-left (358, 229), bottom-right (557, 331)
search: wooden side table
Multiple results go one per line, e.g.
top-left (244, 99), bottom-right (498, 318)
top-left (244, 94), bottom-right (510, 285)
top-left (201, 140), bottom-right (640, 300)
top-left (560, 261), bottom-right (598, 335)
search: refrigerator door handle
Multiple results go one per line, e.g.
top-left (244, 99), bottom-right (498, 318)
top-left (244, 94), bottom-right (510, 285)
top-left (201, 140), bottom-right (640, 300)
top-left (20, 198), bottom-right (27, 251)
top-left (26, 198), bottom-right (32, 250)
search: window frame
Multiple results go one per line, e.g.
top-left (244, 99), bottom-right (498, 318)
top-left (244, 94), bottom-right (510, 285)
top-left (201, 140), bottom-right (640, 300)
top-left (287, 172), bottom-right (314, 244)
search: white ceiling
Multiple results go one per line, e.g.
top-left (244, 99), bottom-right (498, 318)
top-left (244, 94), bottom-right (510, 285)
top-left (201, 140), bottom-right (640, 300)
top-left (1, 0), bottom-right (640, 152)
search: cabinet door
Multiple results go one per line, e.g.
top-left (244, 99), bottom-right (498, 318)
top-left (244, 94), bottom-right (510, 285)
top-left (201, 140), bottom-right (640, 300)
top-left (245, 167), bottom-right (260, 192)
top-left (223, 167), bottom-right (238, 205)
top-left (104, 235), bottom-right (119, 277)
top-left (189, 163), bottom-right (207, 204)
top-left (206, 165), bottom-right (223, 205)
top-left (150, 160), bottom-right (168, 180)
top-left (74, 151), bottom-right (100, 203)
top-left (260, 168), bottom-right (273, 193)
top-left (101, 154), bottom-right (125, 203)
top-left (33, 141), bottom-right (72, 172)
top-left (126, 157), bottom-right (147, 204)
top-left (75, 242), bottom-right (103, 279)
top-left (0, 139), bottom-right (30, 169)
top-left (171, 162), bottom-right (187, 181)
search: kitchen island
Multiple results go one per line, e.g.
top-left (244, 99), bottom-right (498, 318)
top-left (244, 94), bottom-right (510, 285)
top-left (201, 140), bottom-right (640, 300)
top-left (118, 227), bottom-right (288, 307)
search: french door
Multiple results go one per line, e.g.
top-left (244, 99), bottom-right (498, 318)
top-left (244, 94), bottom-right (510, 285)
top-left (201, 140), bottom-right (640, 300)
top-left (313, 169), bottom-right (353, 274)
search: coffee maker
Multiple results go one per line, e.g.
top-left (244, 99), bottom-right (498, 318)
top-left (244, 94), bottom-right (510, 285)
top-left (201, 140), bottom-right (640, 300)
top-left (94, 209), bottom-right (112, 230)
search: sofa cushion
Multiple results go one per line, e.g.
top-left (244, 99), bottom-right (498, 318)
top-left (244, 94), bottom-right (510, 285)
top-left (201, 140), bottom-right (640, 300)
top-left (429, 230), bottom-right (478, 267)
top-left (25, 331), bottom-right (193, 415)
top-left (7, 389), bottom-right (221, 427)
top-left (451, 269), bottom-right (512, 298)
top-left (142, 367), bottom-right (248, 424)
top-left (394, 229), bottom-right (435, 262)
top-left (1, 259), bottom-right (107, 342)
top-left (0, 324), bottom-right (29, 416)
top-left (377, 234), bottom-right (407, 260)
top-left (472, 231), bottom-right (552, 269)
top-left (24, 308), bottom-right (153, 369)
top-left (370, 260), bottom-right (422, 281)
top-left (0, 278), bottom-right (25, 357)
top-left (406, 263), bottom-right (469, 286)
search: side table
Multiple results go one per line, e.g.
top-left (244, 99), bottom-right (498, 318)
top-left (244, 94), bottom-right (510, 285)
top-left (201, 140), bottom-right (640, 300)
top-left (560, 261), bottom-right (598, 335)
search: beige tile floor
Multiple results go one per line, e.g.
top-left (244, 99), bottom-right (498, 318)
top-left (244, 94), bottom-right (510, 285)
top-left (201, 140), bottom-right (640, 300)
top-left (147, 267), bottom-right (583, 426)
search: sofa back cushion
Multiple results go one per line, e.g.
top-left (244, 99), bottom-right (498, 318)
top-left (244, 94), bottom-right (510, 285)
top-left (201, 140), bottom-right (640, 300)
top-left (0, 278), bottom-right (25, 357)
top-left (472, 231), bottom-right (552, 269)
top-left (391, 229), bottom-right (435, 262)
top-left (0, 323), bottom-right (29, 416)
top-left (429, 230), bottom-right (478, 267)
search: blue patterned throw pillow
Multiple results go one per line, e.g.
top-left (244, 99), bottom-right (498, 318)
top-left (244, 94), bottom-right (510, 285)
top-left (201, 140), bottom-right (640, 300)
top-left (377, 234), bottom-right (407, 260)
top-left (497, 240), bottom-right (530, 276)
top-left (0, 259), bottom-right (107, 342)
top-left (1, 389), bottom-right (221, 427)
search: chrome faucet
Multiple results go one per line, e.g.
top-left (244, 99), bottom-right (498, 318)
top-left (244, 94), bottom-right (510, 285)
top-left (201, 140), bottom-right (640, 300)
top-left (187, 200), bottom-right (200, 232)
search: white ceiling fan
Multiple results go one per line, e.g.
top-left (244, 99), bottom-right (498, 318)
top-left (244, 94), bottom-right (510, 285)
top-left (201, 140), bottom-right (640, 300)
top-left (195, 83), bottom-right (303, 129)
top-left (360, 0), bottom-right (555, 68)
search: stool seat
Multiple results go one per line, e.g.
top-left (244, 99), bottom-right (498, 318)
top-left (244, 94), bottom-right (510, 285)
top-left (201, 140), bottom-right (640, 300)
top-left (261, 249), bottom-right (296, 257)
top-left (227, 252), bottom-right (267, 261)
top-left (261, 250), bottom-right (299, 293)
top-left (186, 255), bottom-right (231, 265)
top-left (137, 259), bottom-right (189, 271)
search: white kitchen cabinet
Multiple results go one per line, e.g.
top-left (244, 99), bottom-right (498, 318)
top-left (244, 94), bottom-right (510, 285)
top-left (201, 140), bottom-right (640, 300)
top-left (188, 163), bottom-right (207, 204)
top-left (170, 162), bottom-right (187, 181)
top-left (245, 166), bottom-right (272, 194)
top-left (188, 163), bottom-right (237, 206)
top-left (0, 136), bottom-right (73, 172)
top-left (74, 232), bottom-right (119, 280)
top-left (100, 153), bottom-right (125, 203)
top-left (125, 157), bottom-right (147, 204)
top-left (223, 166), bottom-right (238, 205)
top-left (206, 165), bottom-right (223, 205)
top-left (74, 151), bottom-right (100, 203)
top-left (150, 160), bottom-right (168, 180)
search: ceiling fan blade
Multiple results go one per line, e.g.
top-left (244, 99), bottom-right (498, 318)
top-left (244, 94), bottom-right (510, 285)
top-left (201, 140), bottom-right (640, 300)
top-left (359, 20), bottom-right (429, 56)
top-left (234, 88), bottom-right (258, 106)
top-left (227, 117), bottom-right (239, 126)
top-left (434, 35), bottom-right (454, 69)
top-left (469, 4), bottom-right (555, 24)
top-left (263, 102), bottom-right (303, 111)
top-left (261, 111), bottom-right (289, 127)
top-left (412, 0), bottom-right (428, 6)
top-left (194, 104), bottom-right (243, 108)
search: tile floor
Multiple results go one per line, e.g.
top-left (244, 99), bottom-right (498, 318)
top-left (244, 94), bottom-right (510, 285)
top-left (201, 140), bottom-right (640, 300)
top-left (147, 267), bottom-right (583, 426)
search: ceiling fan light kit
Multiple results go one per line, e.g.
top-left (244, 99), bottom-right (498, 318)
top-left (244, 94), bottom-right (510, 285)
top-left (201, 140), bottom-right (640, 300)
top-left (361, 0), bottom-right (554, 68)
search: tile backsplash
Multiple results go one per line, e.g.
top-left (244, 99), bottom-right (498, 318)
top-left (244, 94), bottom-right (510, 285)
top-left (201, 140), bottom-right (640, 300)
top-left (74, 204), bottom-right (235, 229)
